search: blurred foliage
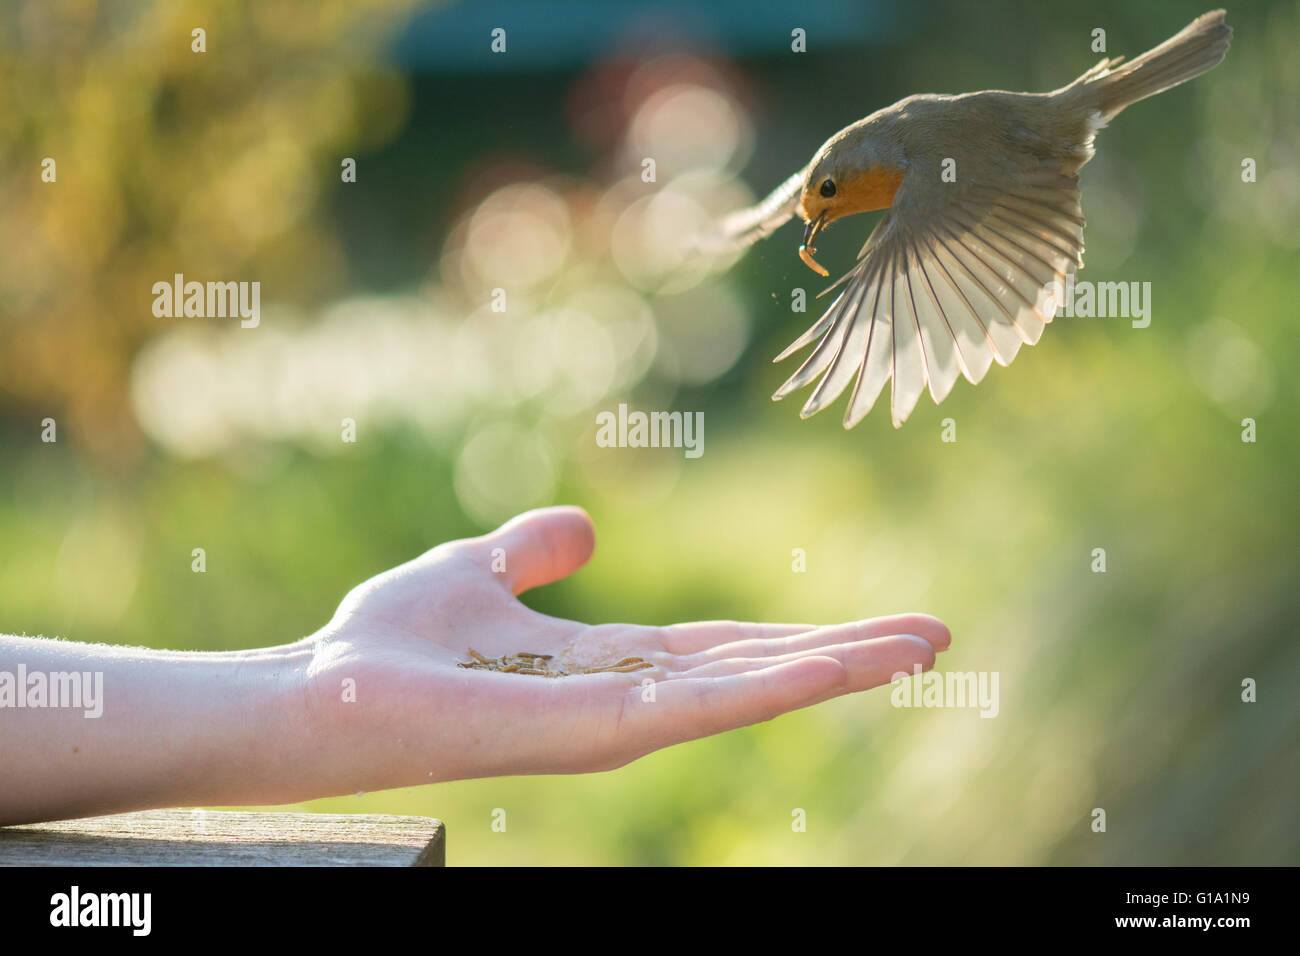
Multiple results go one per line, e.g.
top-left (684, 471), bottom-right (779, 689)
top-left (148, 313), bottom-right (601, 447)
top-left (0, 0), bottom-right (418, 459)
top-left (2, 0), bottom-right (1298, 864)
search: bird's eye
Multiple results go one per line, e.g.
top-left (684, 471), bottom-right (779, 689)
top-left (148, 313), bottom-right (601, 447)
top-left (820, 178), bottom-right (836, 198)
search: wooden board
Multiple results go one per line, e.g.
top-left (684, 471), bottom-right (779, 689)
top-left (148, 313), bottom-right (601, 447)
top-left (0, 809), bottom-right (446, 867)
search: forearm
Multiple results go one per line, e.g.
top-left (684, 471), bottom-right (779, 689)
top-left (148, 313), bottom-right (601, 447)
top-left (0, 634), bottom-right (320, 825)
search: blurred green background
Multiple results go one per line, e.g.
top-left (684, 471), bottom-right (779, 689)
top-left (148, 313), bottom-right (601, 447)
top-left (2, 0), bottom-right (1297, 864)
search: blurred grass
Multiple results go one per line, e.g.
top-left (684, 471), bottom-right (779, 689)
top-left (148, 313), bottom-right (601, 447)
top-left (2, 0), bottom-right (1298, 864)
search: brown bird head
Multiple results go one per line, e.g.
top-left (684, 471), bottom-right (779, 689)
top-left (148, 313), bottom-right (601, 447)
top-left (797, 127), bottom-right (906, 275)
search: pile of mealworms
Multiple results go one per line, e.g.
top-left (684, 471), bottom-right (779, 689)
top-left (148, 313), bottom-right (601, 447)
top-left (456, 648), bottom-right (653, 677)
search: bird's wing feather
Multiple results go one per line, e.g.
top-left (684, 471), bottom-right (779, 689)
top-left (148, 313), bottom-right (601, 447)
top-left (697, 167), bottom-right (805, 253)
top-left (774, 160), bottom-right (1085, 427)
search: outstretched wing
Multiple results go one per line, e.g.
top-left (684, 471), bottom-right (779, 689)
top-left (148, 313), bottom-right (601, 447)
top-left (697, 168), bottom-right (805, 253)
top-left (774, 160), bottom-right (1086, 427)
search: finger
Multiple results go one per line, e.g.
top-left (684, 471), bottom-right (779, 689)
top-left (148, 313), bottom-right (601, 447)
top-left (636, 656), bottom-right (848, 745)
top-left (659, 621), bottom-right (820, 654)
top-left (467, 505), bottom-right (596, 595)
top-left (667, 634), bottom-right (938, 691)
top-left (665, 613), bottom-right (950, 658)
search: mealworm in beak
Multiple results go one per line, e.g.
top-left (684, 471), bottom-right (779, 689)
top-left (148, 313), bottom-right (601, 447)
top-left (798, 244), bottom-right (830, 277)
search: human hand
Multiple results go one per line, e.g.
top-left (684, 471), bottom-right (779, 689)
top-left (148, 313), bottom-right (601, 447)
top-left (304, 506), bottom-right (951, 792)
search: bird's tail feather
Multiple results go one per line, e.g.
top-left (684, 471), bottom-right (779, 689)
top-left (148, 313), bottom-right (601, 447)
top-left (1062, 9), bottom-right (1231, 120)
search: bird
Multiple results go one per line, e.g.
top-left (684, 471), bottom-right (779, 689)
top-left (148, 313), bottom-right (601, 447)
top-left (707, 10), bottom-right (1232, 428)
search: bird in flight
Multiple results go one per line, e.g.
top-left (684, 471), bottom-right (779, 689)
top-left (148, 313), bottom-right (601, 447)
top-left (709, 10), bottom-right (1231, 427)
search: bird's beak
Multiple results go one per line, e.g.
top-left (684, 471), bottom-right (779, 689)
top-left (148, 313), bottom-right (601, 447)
top-left (799, 211), bottom-right (829, 277)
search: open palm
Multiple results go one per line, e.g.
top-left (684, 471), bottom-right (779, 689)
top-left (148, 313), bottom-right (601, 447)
top-left (304, 506), bottom-right (950, 791)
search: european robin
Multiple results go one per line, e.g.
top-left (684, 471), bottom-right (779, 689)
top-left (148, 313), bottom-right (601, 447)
top-left (711, 10), bottom-right (1232, 427)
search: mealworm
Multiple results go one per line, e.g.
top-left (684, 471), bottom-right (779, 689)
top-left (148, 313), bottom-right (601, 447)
top-left (461, 649), bottom-right (647, 677)
top-left (798, 243), bottom-right (830, 277)
top-left (583, 661), bottom-right (649, 674)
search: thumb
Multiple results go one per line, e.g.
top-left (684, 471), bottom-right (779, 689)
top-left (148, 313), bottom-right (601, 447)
top-left (474, 506), bottom-right (596, 595)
